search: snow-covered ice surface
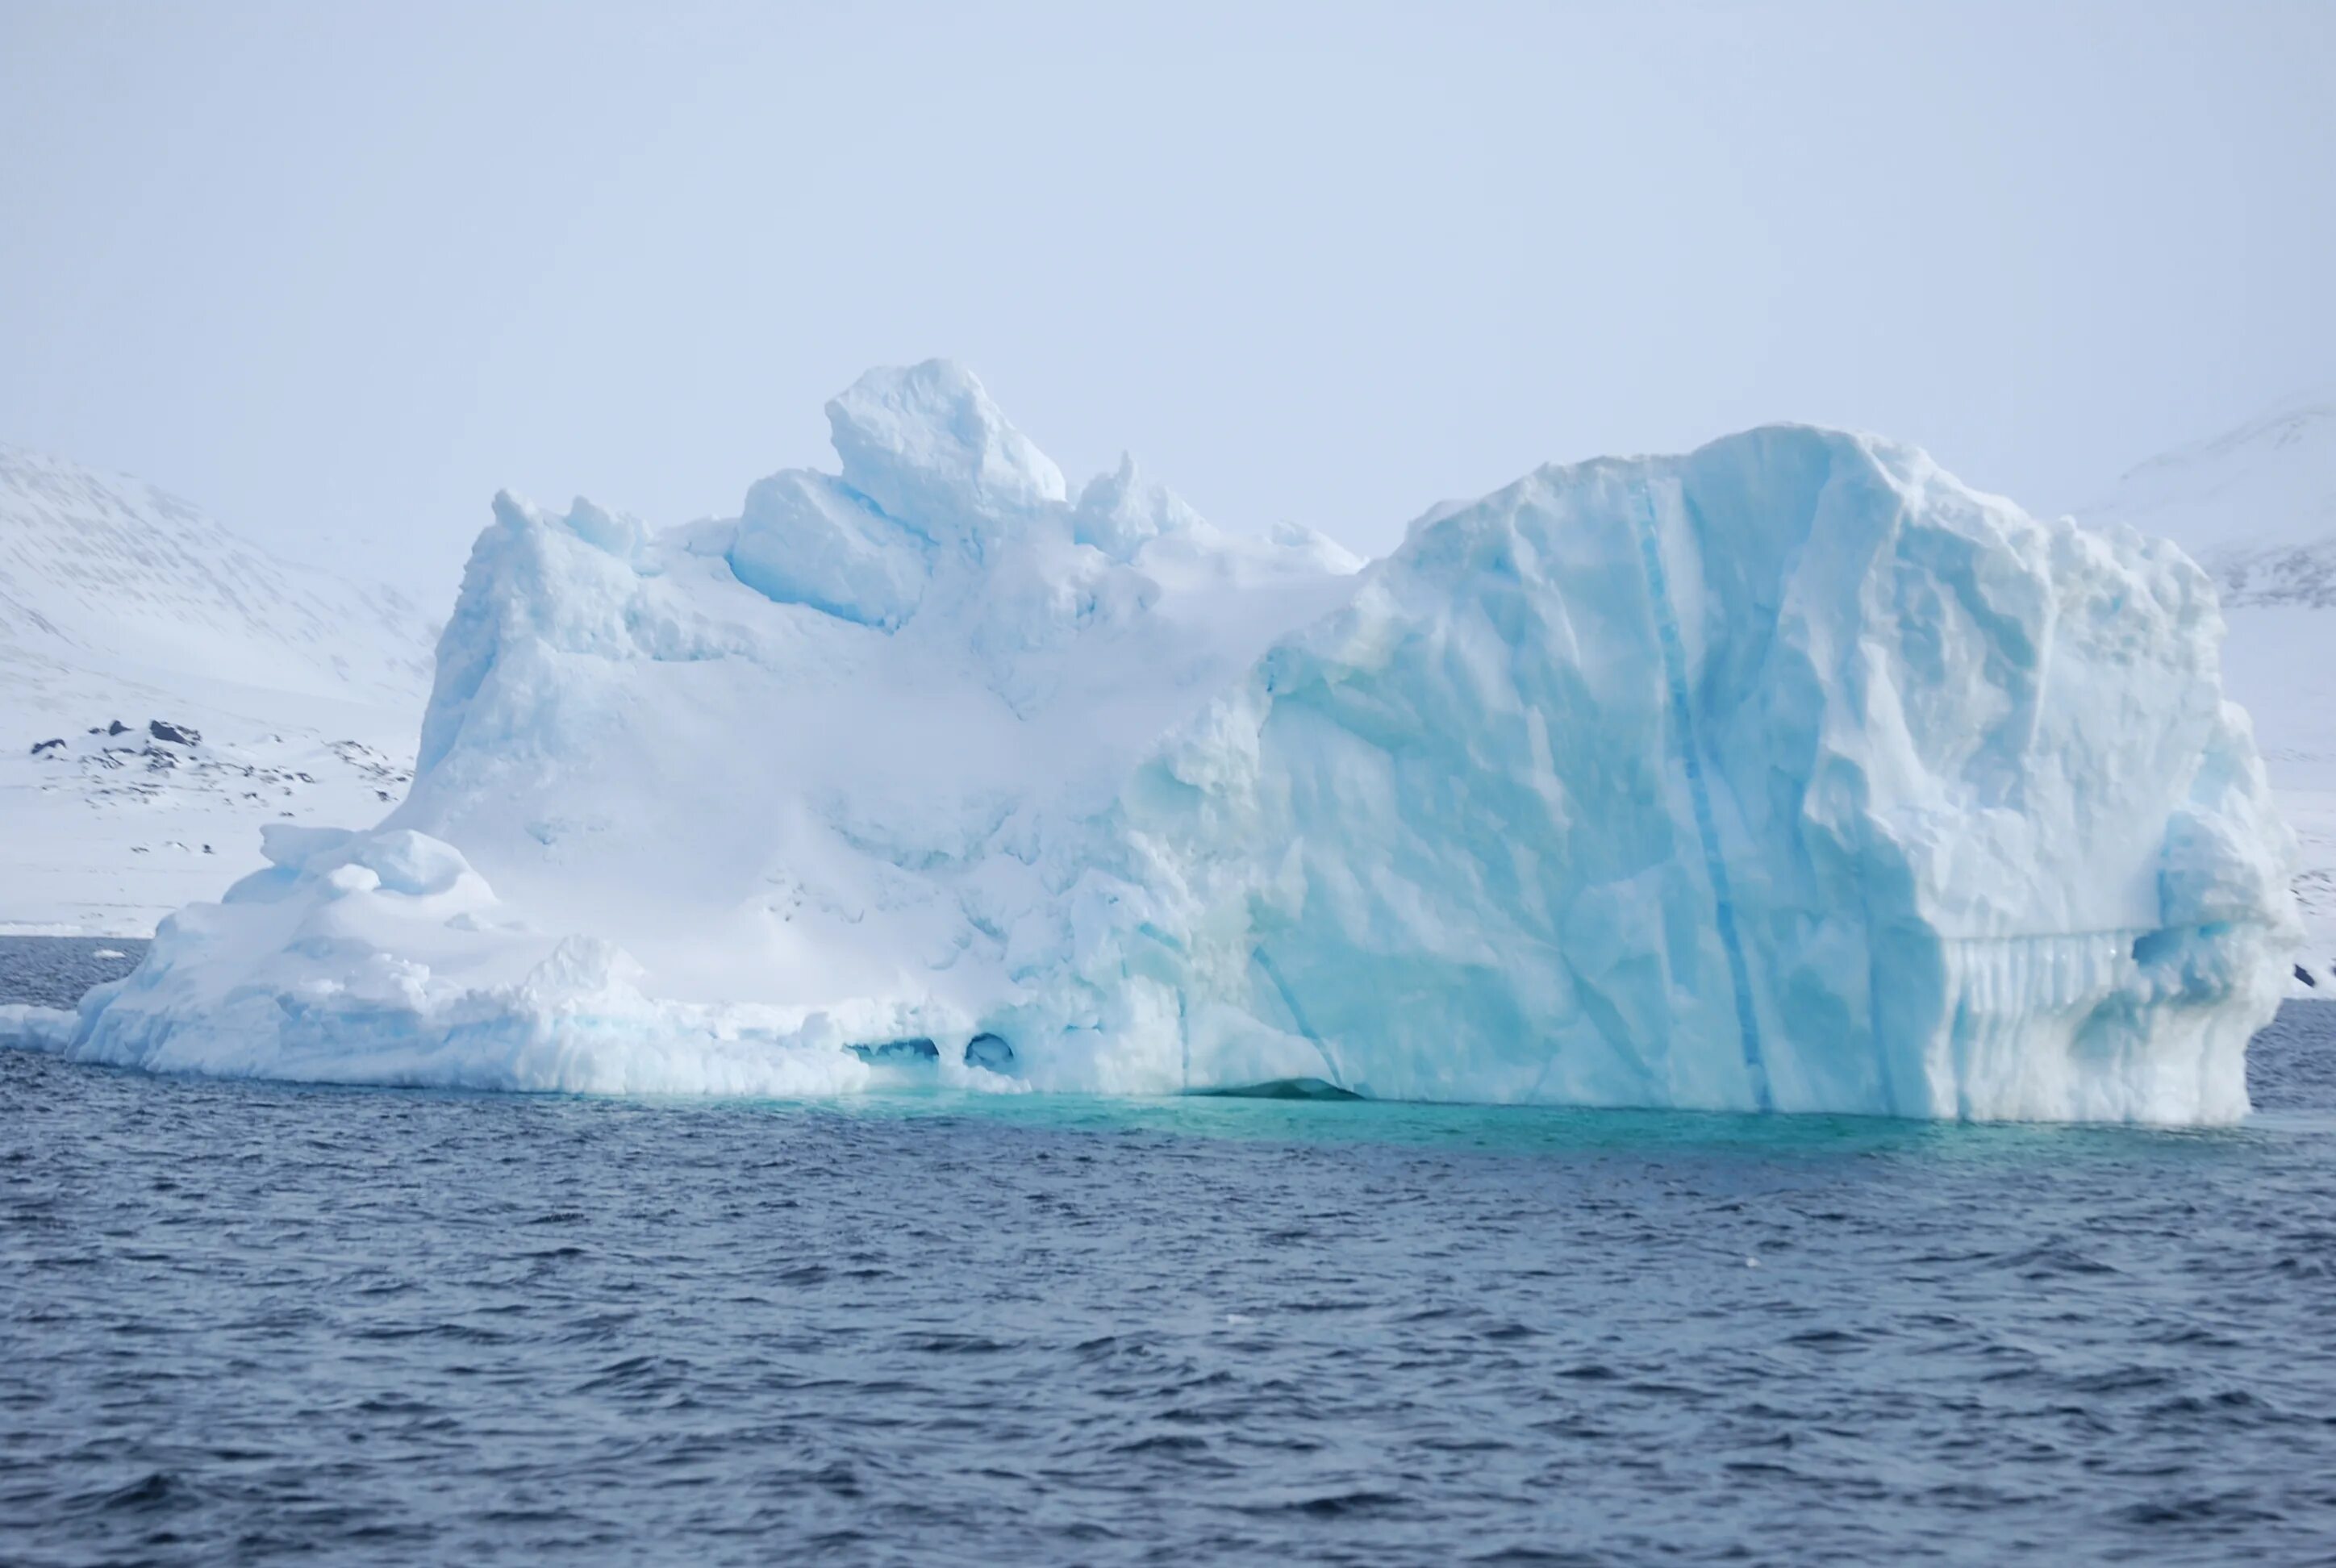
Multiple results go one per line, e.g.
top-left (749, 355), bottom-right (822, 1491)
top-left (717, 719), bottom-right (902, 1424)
top-left (0, 444), bottom-right (435, 933)
top-left (10, 367), bottom-right (2300, 1121)
top-left (2075, 394), bottom-right (2336, 991)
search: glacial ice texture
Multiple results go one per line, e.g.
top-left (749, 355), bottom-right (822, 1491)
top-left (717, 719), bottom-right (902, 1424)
top-left (1007, 433), bottom-right (2299, 1120)
top-left (16, 366), bottom-right (2299, 1121)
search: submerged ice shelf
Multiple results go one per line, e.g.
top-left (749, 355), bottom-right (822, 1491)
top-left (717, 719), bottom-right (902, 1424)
top-left (4, 363), bottom-right (2300, 1122)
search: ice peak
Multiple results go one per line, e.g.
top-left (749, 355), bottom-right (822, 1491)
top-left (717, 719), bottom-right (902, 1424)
top-left (824, 361), bottom-right (1067, 550)
top-left (1072, 451), bottom-right (1202, 561)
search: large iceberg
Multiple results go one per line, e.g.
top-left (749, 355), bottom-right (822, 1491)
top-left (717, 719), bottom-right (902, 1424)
top-left (10, 364), bottom-right (2298, 1120)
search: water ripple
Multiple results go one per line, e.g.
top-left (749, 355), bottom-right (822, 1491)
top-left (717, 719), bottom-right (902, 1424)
top-left (3, 1002), bottom-right (2336, 1563)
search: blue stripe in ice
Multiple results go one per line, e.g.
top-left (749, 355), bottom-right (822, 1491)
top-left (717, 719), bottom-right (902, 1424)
top-left (1251, 946), bottom-right (1349, 1092)
top-left (1633, 483), bottom-right (1775, 1111)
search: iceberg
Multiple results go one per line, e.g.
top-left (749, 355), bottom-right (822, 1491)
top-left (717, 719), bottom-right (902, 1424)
top-left (13, 364), bottom-right (2298, 1120)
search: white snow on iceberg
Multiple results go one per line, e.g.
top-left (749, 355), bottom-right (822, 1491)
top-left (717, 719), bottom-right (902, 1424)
top-left (12, 365), bottom-right (2300, 1121)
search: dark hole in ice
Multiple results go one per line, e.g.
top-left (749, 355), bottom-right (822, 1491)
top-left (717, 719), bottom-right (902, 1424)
top-left (1187, 1077), bottom-right (1364, 1102)
top-left (849, 1037), bottom-right (939, 1065)
top-left (963, 1032), bottom-right (1015, 1072)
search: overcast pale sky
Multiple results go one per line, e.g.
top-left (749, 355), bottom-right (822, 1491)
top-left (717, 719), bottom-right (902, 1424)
top-left (3, 0), bottom-right (2330, 601)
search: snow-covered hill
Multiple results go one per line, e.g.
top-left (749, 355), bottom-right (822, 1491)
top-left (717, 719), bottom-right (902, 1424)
top-left (0, 444), bottom-right (438, 932)
top-left (2074, 394), bottom-right (2336, 986)
top-left (2079, 394), bottom-right (2336, 607)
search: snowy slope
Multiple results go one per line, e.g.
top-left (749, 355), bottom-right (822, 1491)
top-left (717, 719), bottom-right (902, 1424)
top-left (0, 443), bottom-right (432, 703)
top-left (2079, 395), bottom-right (2336, 606)
top-left (0, 444), bottom-right (437, 932)
top-left (2074, 395), bottom-right (2336, 984)
top-left (15, 365), bottom-right (2293, 1123)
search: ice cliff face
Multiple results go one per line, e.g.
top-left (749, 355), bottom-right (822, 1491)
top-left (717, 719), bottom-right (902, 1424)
top-left (14, 365), bottom-right (2299, 1121)
top-left (2075, 396), bottom-right (2336, 991)
top-left (1006, 432), bottom-right (2296, 1119)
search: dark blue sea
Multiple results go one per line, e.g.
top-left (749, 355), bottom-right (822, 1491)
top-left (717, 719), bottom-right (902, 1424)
top-left (5, 936), bottom-right (2335, 1566)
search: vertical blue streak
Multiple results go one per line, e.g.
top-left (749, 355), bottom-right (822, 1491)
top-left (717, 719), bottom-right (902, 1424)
top-left (1632, 485), bottom-right (1775, 1111)
top-left (1252, 947), bottom-right (1347, 1091)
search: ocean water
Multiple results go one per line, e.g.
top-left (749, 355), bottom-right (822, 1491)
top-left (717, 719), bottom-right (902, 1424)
top-left (0, 936), bottom-right (144, 1010)
top-left (4, 946), bottom-right (2335, 1565)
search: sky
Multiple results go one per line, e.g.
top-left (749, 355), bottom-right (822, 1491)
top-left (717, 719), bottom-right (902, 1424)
top-left (3, 0), bottom-right (2331, 603)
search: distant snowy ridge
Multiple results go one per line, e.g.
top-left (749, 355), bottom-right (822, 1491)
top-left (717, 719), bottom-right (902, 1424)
top-left (10, 365), bottom-right (2300, 1122)
top-left (2078, 394), bottom-right (2336, 607)
top-left (0, 442), bottom-right (433, 703)
top-left (1, 444), bottom-right (438, 932)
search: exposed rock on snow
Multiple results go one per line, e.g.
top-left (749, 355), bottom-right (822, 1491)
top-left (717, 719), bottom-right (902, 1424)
top-left (0, 444), bottom-right (436, 932)
top-left (10, 366), bottom-right (2300, 1121)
